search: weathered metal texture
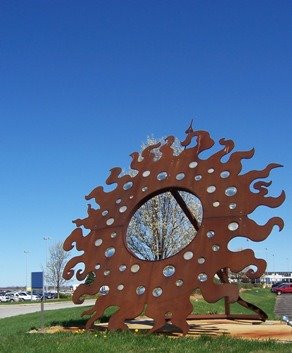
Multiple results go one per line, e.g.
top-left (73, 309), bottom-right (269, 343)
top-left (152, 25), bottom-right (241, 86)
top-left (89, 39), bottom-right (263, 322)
top-left (63, 127), bottom-right (285, 333)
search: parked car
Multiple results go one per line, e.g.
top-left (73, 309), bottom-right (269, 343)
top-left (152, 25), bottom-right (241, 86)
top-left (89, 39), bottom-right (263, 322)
top-left (271, 279), bottom-right (292, 290)
top-left (5, 292), bottom-right (19, 302)
top-left (271, 283), bottom-right (286, 293)
top-left (16, 292), bottom-right (39, 301)
top-left (30, 291), bottom-right (57, 300)
top-left (273, 283), bottom-right (292, 295)
top-left (33, 293), bottom-right (43, 300)
top-left (0, 292), bottom-right (8, 302)
top-left (44, 292), bottom-right (57, 300)
top-left (271, 281), bottom-right (285, 290)
top-left (39, 291), bottom-right (58, 300)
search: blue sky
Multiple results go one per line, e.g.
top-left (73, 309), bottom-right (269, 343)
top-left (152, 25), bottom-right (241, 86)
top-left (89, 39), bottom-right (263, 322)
top-left (0, 1), bottom-right (291, 287)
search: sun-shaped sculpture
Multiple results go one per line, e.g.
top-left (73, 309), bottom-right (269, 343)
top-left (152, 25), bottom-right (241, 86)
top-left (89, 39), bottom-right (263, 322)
top-left (63, 124), bottom-right (285, 333)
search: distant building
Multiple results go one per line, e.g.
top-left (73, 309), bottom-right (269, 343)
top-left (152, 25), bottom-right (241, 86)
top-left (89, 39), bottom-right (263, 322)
top-left (261, 272), bottom-right (292, 284)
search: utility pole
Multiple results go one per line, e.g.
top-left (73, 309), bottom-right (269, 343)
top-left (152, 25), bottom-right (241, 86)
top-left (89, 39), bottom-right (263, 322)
top-left (43, 236), bottom-right (51, 292)
top-left (24, 250), bottom-right (29, 290)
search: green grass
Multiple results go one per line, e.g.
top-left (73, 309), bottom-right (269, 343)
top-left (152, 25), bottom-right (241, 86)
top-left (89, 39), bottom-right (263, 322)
top-left (192, 287), bottom-right (278, 320)
top-left (0, 288), bottom-right (291, 353)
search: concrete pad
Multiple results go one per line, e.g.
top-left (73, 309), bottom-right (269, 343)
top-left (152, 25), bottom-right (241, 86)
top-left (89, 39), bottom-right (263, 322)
top-left (95, 318), bottom-right (292, 342)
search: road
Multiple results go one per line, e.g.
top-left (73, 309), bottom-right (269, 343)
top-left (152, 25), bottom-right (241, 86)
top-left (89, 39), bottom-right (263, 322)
top-left (0, 299), bottom-right (96, 319)
top-left (274, 294), bottom-right (292, 321)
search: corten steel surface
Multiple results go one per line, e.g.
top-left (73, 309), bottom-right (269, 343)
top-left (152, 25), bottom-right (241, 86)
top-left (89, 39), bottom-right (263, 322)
top-left (63, 126), bottom-right (285, 333)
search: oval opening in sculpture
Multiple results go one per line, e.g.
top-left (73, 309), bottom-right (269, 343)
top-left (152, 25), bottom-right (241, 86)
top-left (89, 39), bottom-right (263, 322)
top-left (125, 190), bottom-right (203, 261)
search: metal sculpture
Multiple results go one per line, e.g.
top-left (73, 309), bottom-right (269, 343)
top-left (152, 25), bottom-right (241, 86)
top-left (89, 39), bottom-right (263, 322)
top-left (63, 124), bottom-right (285, 333)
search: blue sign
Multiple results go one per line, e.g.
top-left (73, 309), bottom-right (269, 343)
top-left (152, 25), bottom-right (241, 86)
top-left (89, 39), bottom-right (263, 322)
top-left (31, 272), bottom-right (44, 289)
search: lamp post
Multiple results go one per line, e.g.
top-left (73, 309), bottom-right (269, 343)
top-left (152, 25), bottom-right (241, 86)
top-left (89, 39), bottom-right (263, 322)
top-left (43, 236), bottom-right (51, 292)
top-left (264, 247), bottom-right (268, 285)
top-left (24, 250), bottom-right (29, 291)
top-left (265, 248), bottom-right (268, 273)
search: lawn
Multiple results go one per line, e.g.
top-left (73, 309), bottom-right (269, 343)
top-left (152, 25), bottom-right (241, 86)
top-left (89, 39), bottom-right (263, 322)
top-left (191, 287), bottom-right (278, 320)
top-left (0, 288), bottom-right (291, 353)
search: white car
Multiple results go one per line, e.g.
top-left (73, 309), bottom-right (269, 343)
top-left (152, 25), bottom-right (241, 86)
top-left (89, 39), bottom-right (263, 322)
top-left (0, 294), bottom-right (8, 302)
top-left (16, 292), bottom-right (39, 301)
top-left (5, 292), bottom-right (19, 302)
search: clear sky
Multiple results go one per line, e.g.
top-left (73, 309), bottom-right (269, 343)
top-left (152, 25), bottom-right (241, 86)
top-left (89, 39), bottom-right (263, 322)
top-left (0, 1), bottom-right (291, 287)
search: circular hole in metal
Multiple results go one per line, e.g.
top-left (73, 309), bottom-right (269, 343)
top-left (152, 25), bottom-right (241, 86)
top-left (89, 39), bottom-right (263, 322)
top-left (198, 273), bottom-right (208, 282)
top-left (105, 247), bottom-right (115, 258)
top-left (228, 222), bottom-right (239, 231)
top-left (207, 230), bottom-right (215, 238)
top-left (212, 245), bottom-right (220, 252)
top-left (126, 190), bottom-right (202, 261)
top-left (157, 172), bottom-right (168, 181)
top-left (123, 181), bottom-right (133, 190)
top-left (189, 161), bottom-right (198, 169)
top-left (195, 175), bottom-right (202, 181)
top-left (119, 206), bottom-right (127, 213)
top-left (229, 203), bottom-right (237, 210)
top-left (95, 239), bottom-right (103, 247)
top-left (117, 284), bottom-right (124, 291)
top-left (131, 264), bottom-right (140, 273)
top-left (225, 186), bottom-right (237, 196)
top-left (213, 201), bottom-right (220, 207)
top-left (99, 285), bottom-right (109, 295)
top-left (119, 264), bottom-right (127, 272)
top-left (136, 286), bottom-right (146, 295)
top-left (175, 279), bottom-right (183, 287)
top-left (183, 251), bottom-right (193, 260)
top-left (220, 171), bottom-right (230, 178)
top-left (207, 185), bottom-right (216, 193)
top-left (106, 218), bottom-right (115, 226)
top-left (142, 170), bottom-right (150, 177)
top-left (152, 287), bottom-right (163, 297)
top-left (198, 257), bottom-right (205, 264)
top-left (163, 265), bottom-right (175, 277)
top-left (176, 172), bottom-right (185, 180)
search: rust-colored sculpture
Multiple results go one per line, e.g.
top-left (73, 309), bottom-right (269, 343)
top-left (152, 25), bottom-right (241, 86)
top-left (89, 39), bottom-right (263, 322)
top-left (63, 125), bottom-right (285, 333)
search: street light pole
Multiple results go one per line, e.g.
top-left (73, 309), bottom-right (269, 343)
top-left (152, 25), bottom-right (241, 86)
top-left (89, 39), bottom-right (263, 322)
top-left (264, 247), bottom-right (268, 285)
top-left (43, 236), bottom-right (51, 292)
top-left (264, 248), bottom-right (268, 273)
top-left (24, 250), bottom-right (29, 291)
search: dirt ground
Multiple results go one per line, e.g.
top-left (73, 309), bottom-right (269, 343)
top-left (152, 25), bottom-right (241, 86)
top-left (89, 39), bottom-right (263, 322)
top-left (35, 318), bottom-right (292, 342)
